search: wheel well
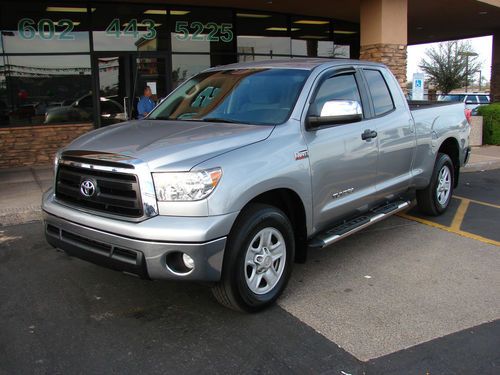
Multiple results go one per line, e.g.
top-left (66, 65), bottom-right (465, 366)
top-left (244, 189), bottom-right (308, 263)
top-left (438, 138), bottom-right (460, 187)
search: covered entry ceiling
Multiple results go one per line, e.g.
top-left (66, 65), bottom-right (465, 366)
top-left (89, 0), bottom-right (500, 44)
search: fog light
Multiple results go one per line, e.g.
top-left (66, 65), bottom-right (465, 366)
top-left (182, 253), bottom-right (195, 270)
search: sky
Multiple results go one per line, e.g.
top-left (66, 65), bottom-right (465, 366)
top-left (407, 35), bottom-right (493, 83)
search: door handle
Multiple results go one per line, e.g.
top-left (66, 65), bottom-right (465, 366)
top-left (361, 129), bottom-right (378, 140)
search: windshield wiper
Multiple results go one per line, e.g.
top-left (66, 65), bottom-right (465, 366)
top-left (149, 116), bottom-right (173, 121)
top-left (202, 117), bottom-right (248, 124)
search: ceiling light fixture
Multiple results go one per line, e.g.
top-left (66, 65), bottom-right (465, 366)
top-left (170, 10), bottom-right (190, 16)
top-left (46, 6), bottom-right (95, 13)
top-left (123, 22), bottom-right (162, 27)
top-left (299, 35), bottom-right (328, 39)
top-left (144, 9), bottom-right (167, 15)
top-left (236, 13), bottom-right (271, 18)
top-left (294, 20), bottom-right (329, 25)
top-left (333, 30), bottom-right (357, 34)
top-left (266, 27), bottom-right (300, 31)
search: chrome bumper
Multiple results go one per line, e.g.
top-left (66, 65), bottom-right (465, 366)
top-left (42, 189), bottom-right (238, 281)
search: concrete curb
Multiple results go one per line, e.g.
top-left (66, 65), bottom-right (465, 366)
top-left (463, 160), bottom-right (500, 172)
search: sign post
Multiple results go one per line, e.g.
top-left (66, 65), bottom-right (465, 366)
top-left (412, 73), bottom-right (425, 101)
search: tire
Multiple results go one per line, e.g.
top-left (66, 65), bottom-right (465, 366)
top-left (416, 153), bottom-right (454, 216)
top-left (212, 203), bottom-right (295, 312)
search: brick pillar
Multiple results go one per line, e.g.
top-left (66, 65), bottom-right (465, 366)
top-left (360, 0), bottom-right (408, 92)
top-left (360, 43), bottom-right (407, 90)
top-left (491, 30), bottom-right (500, 103)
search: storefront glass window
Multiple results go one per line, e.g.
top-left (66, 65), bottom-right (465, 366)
top-left (172, 54), bottom-right (211, 89)
top-left (0, 2), bottom-right (90, 53)
top-left (332, 22), bottom-right (360, 59)
top-left (290, 17), bottom-right (334, 57)
top-left (236, 12), bottom-right (290, 61)
top-left (0, 55), bottom-right (92, 126)
top-left (170, 8), bottom-right (234, 55)
top-left (92, 4), bottom-right (168, 51)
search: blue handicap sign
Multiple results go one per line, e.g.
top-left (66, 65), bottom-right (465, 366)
top-left (415, 79), bottom-right (422, 88)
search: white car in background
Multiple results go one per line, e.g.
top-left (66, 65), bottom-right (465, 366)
top-left (438, 93), bottom-right (490, 111)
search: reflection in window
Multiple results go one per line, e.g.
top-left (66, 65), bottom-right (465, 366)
top-left (170, 8), bottom-right (234, 57)
top-left (171, 54), bottom-right (211, 89)
top-left (0, 55), bottom-right (92, 126)
top-left (0, 1), bottom-right (90, 53)
top-left (332, 22), bottom-right (360, 59)
top-left (236, 12), bottom-right (290, 60)
top-left (150, 68), bottom-right (310, 125)
top-left (364, 69), bottom-right (395, 116)
top-left (290, 17), bottom-right (334, 57)
top-left (92, 4), bottom-right (168, 51)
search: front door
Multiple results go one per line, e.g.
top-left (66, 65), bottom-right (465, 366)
top-left (303, 70), bottom-right (379, 232)
top-left (95, 54), bottom-right (168, 126)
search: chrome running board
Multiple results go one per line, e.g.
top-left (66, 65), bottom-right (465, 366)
top-left (309, 200), bottom-right (411, 249)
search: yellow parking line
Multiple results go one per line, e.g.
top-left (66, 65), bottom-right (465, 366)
top-left (398, 212), bottom-right (500, 247)
top-left (450, 198), bottom-right (470, 231)
top-left (454, 195), bottom-right (500, 210)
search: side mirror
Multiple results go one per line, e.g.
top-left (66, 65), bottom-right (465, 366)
top-left (307, 100), bottom-right (363, 129)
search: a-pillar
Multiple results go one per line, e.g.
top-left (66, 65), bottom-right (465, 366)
top-left (359, 0), bottom-right (408, 92)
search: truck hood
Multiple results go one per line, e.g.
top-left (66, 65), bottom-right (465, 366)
top-left (66, 119), bottom-right (274, 171)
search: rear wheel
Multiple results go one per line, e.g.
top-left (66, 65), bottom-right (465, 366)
top-left (416, 153), bottom-right (454, 216)
top-left (212, 204), bottom-right (294, 312)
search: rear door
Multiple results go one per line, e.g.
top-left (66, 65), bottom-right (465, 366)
top-left (303, 68), bottom-right (379, 231)
top-left (361, 68), bottom-right (416, 199)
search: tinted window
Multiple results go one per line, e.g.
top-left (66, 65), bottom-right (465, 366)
top-left (313, 73), bottom-right (362, 116)
top-left (439, 94), bottom-right (466, 102)
top-left (478, 95), bottom-right (490, 104)
top-left (0, 55), bottom-right (92, 126)
top-left (364, 69), bottom-right (394, 116)
top-left (465, 95), bottom-right (479, 104)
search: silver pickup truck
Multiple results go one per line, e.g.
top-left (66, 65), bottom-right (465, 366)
top-left (43, 59), bottom-right (470, 312)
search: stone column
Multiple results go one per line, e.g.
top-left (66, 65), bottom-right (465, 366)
top-left (491, 30), bottom-right (500, 103)
top-left (359, 0), bottom-right (408, 92)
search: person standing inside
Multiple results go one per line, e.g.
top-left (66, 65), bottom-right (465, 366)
top-left (137, 86), bottom-right (156, 119)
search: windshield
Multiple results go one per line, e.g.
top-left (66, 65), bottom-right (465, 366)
top-left (148, 68), bottom-right (310, 125)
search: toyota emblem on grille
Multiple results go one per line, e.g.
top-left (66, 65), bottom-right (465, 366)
top-left (80, 179), bottom-right (96, 197)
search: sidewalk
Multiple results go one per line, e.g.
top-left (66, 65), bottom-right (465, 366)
top-left (1, 146), bottom-right (499, 227)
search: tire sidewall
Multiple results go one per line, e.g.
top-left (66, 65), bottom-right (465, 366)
top-left (226, 206), bottom-right (295, 312)
top-left (431, 154), bottom-right (454, 213)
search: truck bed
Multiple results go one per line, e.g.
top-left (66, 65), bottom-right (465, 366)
top-left (407, 100), bottom-right (460, 111)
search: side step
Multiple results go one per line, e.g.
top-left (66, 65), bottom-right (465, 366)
top-left (309, 200), bottom-right (411, 249)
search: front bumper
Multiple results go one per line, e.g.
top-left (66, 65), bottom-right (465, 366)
top-left (42, 189), bottom-right (238, 281)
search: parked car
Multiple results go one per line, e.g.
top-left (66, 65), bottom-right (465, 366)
top-left (438, 93), bottom-right (490, 111)
top-left (44, 93), bottom-right (126, 125)
top-left (43, 59), bottom-right (470, 312)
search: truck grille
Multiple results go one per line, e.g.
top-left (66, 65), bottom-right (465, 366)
top-left (55, 163), bottom-right (143, 218)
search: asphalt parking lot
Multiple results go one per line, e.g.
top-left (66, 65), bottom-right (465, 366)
top-left (1, 169), bottom-right (499, 375)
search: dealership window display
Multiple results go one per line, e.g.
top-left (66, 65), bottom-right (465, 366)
top-left (0, 2), bottom-right (360, 128)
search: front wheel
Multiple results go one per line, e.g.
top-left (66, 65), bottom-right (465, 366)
top-left (211, 203), bottom-right (295, 312)
top-left (416, 153), bottom-right (454, 216)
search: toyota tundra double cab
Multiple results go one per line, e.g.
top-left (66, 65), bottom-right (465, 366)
top-left (43, 59), bottom-right (470, 312)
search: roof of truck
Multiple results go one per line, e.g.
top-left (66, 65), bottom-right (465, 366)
top-left (205, 58), bottom-right (386, 71)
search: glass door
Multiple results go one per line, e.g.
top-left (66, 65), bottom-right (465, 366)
top-left (95, 54), bottom-right (167, 126)
top-left (130, 56), bottom-right (168, 119)
top-left (96, 55), bottom-right (129, 126)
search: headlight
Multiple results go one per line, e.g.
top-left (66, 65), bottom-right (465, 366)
top-left (153, 168), bottom-right (222, 201)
